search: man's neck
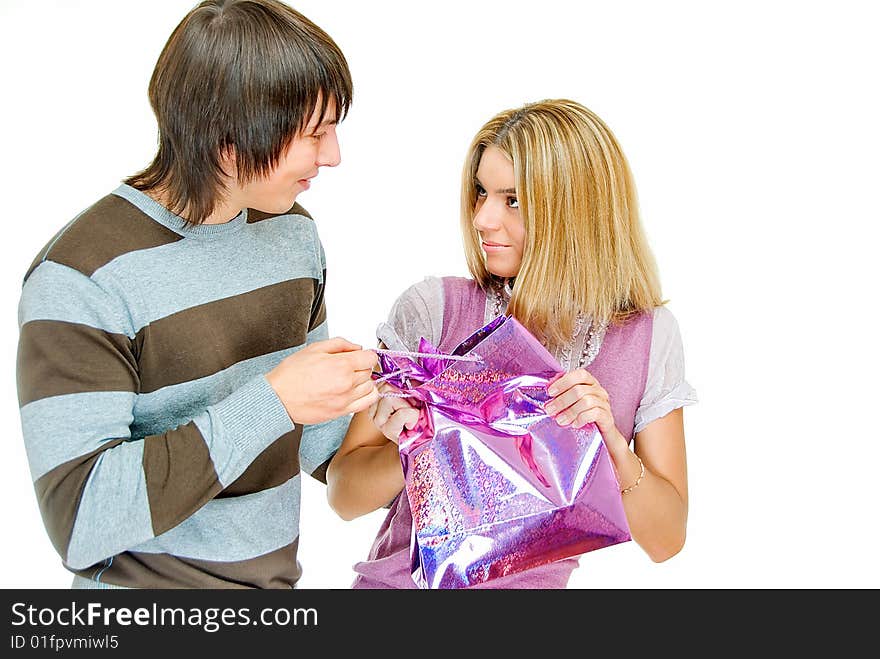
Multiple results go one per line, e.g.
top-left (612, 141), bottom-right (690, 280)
top-left (201, 197), bottom-right (244, 225)
top-left (145, 187), bottom-right (243, 225)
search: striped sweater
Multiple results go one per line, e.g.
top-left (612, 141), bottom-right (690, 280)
top-left (16, 184), bottom-right (349, 588)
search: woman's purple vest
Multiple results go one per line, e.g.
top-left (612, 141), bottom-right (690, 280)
top-left (351, 277), bottom-right (653, 589)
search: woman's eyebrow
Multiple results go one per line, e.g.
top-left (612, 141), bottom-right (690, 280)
top-left (475, 177), bottom-right (516, 195)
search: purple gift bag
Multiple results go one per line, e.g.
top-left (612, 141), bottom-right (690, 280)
top-left (375, 315), bottom-right (631, 589)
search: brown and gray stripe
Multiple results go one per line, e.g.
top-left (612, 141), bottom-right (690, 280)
top-left (74, 539), bottom-right (301, 589)
top-left (17, 320), bottom-right (138, 407)
top-left (136, 277), bottom-right (318, 394)
top-left (143, 421), bottom-right (224, 536)
top-left (25, 194), bottom-right (182, 282)
top-left (34, 438), bottom-right (127, 560)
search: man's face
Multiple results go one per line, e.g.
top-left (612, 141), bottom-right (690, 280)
top-left (236, 98), bottom-right (341, 214)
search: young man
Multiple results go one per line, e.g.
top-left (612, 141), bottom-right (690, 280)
top-left (15, 0), bottom-right (378, 588)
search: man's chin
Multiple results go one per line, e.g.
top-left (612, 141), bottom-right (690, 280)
top-left (251, 196), bottom-right (299, 215)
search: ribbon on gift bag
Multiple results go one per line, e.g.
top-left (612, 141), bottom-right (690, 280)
top-left (373, 315), bottom-right (631, 589)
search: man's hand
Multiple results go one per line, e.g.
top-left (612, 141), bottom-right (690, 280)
top-left (266, 337), bottom-right (379, 425)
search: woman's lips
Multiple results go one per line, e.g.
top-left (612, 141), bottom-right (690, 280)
top-left (482, 241), bottom-right (509, 251)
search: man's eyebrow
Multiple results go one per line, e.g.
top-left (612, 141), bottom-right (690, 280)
top-left (475, 177), bottom-right (516, 195)
top-left (307, 119), bottom-right (337, 133)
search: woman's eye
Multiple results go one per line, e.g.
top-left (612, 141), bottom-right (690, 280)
top-left (507, 197), bottom-right (519, 209)
top-left (475, 184), bottom-right (487, 197)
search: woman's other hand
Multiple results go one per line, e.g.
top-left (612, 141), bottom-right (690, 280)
top-left (369, 382), bottom-right (421, 444)
top-left (544, 369), bottom-right (623, 446)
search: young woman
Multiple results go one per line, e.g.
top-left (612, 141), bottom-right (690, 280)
top-left (326, 99), bottom-right (697, 588)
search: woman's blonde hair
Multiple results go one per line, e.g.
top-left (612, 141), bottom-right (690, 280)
top-left (460, 99), bottom-right (664, 349)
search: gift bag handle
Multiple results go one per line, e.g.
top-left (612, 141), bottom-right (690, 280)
top-left (372, 348), bottom-right (482, 398)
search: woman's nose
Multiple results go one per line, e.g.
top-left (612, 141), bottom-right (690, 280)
top-left (473, 201), bottom-right (502, 231)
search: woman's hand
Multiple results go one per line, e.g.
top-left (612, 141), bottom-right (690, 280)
top-left (544, 369), bottom-right (623, 446)
top-left (369, 382), bottom-right (421, 444)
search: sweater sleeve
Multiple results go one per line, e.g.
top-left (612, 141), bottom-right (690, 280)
top-left (297, 252), bottom-right (352, 485)
top-left (17, 261), bottom-right (294, 571)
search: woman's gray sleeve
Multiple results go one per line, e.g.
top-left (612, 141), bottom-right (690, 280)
top-left (376, 276), bottom-right (445, 351)
top-left (633, 306), bottom-right (698, 434)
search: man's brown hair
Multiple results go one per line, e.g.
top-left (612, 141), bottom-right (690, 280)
top-left (126, 0), bottom-right (352, 224)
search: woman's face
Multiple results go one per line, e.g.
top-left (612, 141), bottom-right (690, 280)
top-left (473, 146), bottom-right (526, 278)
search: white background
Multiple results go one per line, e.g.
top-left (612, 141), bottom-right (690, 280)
top-left (1, 0), bottom-right (877, 589)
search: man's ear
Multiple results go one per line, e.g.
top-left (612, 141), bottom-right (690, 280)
top-left (218, 144), bottom-right (238, 178)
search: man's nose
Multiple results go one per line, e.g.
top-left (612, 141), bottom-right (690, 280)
top-left (317, 129), bottom-right (341, 168)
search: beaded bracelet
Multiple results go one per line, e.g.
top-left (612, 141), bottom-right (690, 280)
top-left (621, 454), bottom-right (645, 495)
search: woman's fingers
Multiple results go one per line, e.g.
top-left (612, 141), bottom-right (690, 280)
top-left (573, 408), bottom-right (609, 430)
top-left (557, 397), bottom-right (605, 425)
top-left (545, 383), bottom-right (608, 416)
top-left (371, 383), bottom-right (418, 428)
top-left (371, 397), bottom-right (396, 427)
top-left (547, 368), bottom-right (597, 396)
top-left (382, 408), bottom-right (421, 444)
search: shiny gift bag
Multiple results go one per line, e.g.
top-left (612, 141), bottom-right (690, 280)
top-left (375, 315), bottom-right (631, 589)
